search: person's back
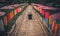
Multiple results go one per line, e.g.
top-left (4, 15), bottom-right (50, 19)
top-left (28, 13), bottom-right (32, 20)
top-left (28, 2), bottom-right (31, 5)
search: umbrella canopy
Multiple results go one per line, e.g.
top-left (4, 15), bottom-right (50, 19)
top-left (0, 11), bottom-right (5, 16)
top-left (0, 6), bottom-right (14, 9)
top-left (34, 4), bottom-right (57, 10)
top-left (50, 12), bottom-right (60, 20)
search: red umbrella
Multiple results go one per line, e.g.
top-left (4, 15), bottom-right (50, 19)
top-left (41, 9), bottom-right (45, 16)
top-left (45, 12), bottom-right (50, 19)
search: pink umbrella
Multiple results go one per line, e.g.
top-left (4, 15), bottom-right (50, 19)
top-left (34, 4), bottom-right (57, 10)
top-left (0, 12), bottom-right (5, 16)
top-left (0, 6), bottom-right (14, 9)
top-left (50, 13), bottom-right (60, 20)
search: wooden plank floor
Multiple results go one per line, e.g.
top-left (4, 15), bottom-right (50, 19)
top-left (9, 5), bottom-right (48, 36)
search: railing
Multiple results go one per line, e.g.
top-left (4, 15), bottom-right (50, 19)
top-left (32, 4), bottom-right (60, 36)
top-left (32, 5), bottom-right (53, 36)
top-left (7, 3), bottom-right (28, 36)
top-left (0, 3), bottom-right (28, 36)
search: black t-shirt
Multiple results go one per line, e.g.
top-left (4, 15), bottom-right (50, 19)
top-left (28, 14), bottom-right (32, 17)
